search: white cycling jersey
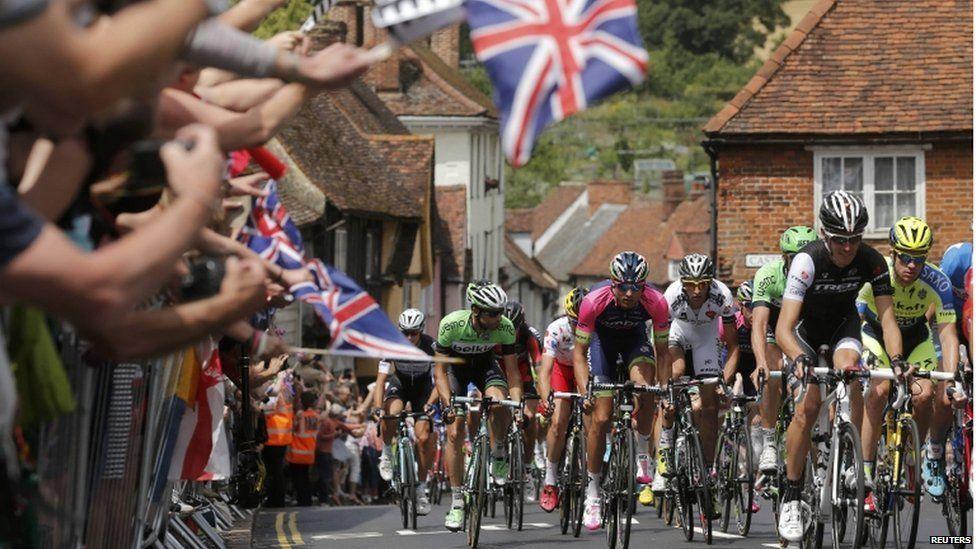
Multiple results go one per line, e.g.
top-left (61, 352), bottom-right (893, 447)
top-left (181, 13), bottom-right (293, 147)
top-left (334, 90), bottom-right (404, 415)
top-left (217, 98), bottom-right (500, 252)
top-left (543, 316), bottom-right (576, 365)
top-left (664, 279), bottom-right (737, 377)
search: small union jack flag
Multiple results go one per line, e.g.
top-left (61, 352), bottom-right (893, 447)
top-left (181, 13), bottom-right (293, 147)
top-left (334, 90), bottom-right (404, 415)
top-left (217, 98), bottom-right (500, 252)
top-left (239, 178), bottom-right (428, 361)
top-left (466, 0), bottom-right (648, 167)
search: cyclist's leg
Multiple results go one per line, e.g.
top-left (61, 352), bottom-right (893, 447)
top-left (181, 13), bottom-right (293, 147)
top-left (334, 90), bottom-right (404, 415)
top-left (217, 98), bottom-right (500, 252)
top-left (522, 380), bottom-right (540, 469)
top-left (832, 315), bottom-right (864, 427)
top-left (907, 330), bottom-right (938, 442)
top-left (545, 360), bottom-right (574, 486)
top-left (444, 366), bottom-right (469, 490)
top-left (382, 376), bottom-right (406, 446)
top-left (625, 336), bottom-right (656, 448)
top-left (585, 333), bottom-right (614, 499)
top-left (760, 326), bottom-right (783, 430)
top-left (689, 332), bottom-right (722, 464)
top-left (481, 362), bottom-right (511, 462)
top-left (861, 323), bottom-right (892, 465)
top-left (408, 376), bottom-right (434, 483)
top-left (784, 320), bottom-right (824, 484)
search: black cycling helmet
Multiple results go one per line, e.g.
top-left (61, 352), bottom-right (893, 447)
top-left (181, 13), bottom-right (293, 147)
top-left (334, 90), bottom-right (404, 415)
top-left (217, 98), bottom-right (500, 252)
top-left (820, 190), bottom-right (868, 236)
top-left (609, 251), bottom-right (649, 283)
top-left (503, 300), bottom-right (526, 330)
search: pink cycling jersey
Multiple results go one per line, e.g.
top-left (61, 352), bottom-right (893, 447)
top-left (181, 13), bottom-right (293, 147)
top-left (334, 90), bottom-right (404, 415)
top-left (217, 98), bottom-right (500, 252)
top-left (575, 281), bottom-right (670, 342)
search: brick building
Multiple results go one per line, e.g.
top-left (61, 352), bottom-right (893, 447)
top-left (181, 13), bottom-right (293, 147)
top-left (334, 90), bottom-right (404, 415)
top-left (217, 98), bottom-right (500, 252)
top-left (702, 0), bottom-right (973, 284)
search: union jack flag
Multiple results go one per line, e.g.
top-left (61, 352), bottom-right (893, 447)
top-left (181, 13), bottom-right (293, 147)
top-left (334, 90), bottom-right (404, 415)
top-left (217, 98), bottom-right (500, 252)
top-left (466, 0), bottom-right (648, 166)
top-left (239, 179), bottom-right (429, 361)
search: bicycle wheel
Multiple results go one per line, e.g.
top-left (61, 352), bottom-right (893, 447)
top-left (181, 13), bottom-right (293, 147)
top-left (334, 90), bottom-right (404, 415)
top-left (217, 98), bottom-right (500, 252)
top-left (571, 432), bottom-right (586, 538)
top-left (675, 436), bottom-right (694, 541)
top-left (867, 430), bottom-right (891, 549)
top-left (466, 440), bottom-right (488, 548)
top-left (891, 418), bottom-right (920, 549)
top-left (715, 423), bottom-right (734, 533)
top-left (943, 474), bottom-right (968, 549)
top-left (832, 422), bottom-right (865, 549)
top-left (404, 443), bottom-right (418, 530)
top-left (687, 432), bottom-right (713, 545)
top-left (507, 432), bottom-right (525, 530)
top-left (615, 430), bottom-right (636, 549)
top-left (560, 445), bottom-right (571, 535)
top-left (397, 446), bottom-right (409, 529)
top-left (604, 441), bottom-right (618, 549)
top-left (736, 423), bottom-right (755, 536)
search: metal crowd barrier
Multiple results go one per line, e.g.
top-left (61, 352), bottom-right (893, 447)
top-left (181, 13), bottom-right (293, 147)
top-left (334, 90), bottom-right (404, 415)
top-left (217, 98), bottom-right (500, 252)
top-left (27, 322), bottom-right (252, 548)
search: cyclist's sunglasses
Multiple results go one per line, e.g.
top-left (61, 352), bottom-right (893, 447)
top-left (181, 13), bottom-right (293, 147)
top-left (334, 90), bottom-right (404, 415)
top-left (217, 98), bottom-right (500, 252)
top-left (476, 309), bottom-right (503, 318)
top-left (825, 232), bottom-right (863, 245)
top-left (612, 281), bottom-right (645, 293)
top-left (895, 252), bottom-right (927, 266)
top-left (681, 278), bottom-right (712, 286)
top-left (401, 329), bottom-right (422, 336)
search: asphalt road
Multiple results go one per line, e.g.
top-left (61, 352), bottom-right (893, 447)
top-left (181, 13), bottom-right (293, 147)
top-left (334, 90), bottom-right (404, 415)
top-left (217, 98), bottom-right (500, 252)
top-left (253, 489), bottom-right (970, 548)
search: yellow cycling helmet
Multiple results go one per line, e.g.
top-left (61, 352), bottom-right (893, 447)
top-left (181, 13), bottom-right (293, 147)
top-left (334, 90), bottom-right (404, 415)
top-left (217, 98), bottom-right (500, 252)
top-left (889, 216), bottom-right (933, 254)
top-left (564, 287), bottom-right (588, 320)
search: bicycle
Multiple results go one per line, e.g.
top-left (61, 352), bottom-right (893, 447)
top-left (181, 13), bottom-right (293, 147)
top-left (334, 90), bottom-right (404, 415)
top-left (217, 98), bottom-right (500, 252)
top-left (865, 365), bottom-right (956, 549)
top-left (503, 397), bottom-right (527, 531)
top-left (429, 418), bottom-right (448, 506)
top-left (787, 348), bottom-right (893, 549)
top-left (551, 391), bottom-right (587, 537)
top-left (659, 376), bottom-right (720, 545)
top-left (941, 364), bottom-right (972, 549)
top-left (763, 368), bottom-right (797, 539)
top-left (380, 410), bottom-right (429, 530)
top-left (591, 380), bottom-right (665, 549)
top-left (452, 395), bottom-right (522, 548)
top-left (714, 373), bottom-right (761, 537)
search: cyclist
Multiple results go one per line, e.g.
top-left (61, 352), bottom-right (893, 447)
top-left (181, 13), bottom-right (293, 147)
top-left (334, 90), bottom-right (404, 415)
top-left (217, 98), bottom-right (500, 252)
top-left (941, 242), bottom-right (972, 351)
top-left (734, 281), bottom-right (758, 398)
top-left (775, 190), bottom-right (903, 541)
top-left (536, 286), bottom-right (587, 512)
top-left (502, 300), bottom-right (544, 493)
top-left (653, 253), bottom-right (738, 518)
top-left (858, 217), bottom-right (960, 504)
top-left (433, 280), bottom-right (522, 531)
top-left (375, 308), bottom-right (438, 516)
top-left (573, 251), bottom-right (670, 530)
top-left (750, 226), bottom-right (818, 474)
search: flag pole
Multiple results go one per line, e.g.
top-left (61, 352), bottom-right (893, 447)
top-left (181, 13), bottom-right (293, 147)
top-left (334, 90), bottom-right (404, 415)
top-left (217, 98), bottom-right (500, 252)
top-left (286, 346), bottom-right (463, 364)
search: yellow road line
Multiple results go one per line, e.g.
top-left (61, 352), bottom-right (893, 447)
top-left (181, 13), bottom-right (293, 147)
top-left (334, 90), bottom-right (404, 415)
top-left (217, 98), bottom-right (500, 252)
top-left (275, 512), bottom-right (291, 548)
top-left (288, 511), bottom-right (304, 545)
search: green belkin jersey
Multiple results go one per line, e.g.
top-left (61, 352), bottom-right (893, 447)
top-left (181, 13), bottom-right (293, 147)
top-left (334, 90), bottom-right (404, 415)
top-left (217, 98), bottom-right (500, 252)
top-left (436, 309), bottom-right (517, 361)
top-left (751, 258), bottom-right (788, 310)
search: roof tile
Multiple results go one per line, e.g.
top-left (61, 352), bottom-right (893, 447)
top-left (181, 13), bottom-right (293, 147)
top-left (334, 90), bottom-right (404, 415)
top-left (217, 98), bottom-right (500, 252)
top-left (433, 185), bottom-right (467, 280)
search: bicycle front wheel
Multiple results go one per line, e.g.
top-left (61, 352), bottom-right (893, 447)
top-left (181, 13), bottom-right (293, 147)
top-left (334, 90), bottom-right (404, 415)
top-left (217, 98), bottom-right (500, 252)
top-left (403, 442), bottom-right (418, 530)
top-left (466, 440), bottom-right (488, 548)
top-left (832, 421), bottom-right (865, 549)
top-left (615, 429), bottom-right (636, 549)
top-left (570, 431), bottom-right (586, 537)
top-left (687, 432), bottom-right (713, 545)
top-left (716, 421), bottom-right (754, 536)
top-left (891, 417), bottom-right (921, 549)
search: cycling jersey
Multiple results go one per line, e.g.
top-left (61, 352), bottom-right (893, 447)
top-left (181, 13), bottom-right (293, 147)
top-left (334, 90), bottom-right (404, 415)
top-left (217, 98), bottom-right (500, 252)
top-left (784, 240), bottom-right (893, 322)
top-left (510, 323), bottom-right (542, 382)
top-left (664, 279), bottom-right (736, 377)
top-left (436, 309), bottom-right (516, 359)
top-left (733, 311), bottom-right (757, 395)
top-left (941, 242), bottom-right (973, 317)
top-left (856, 258), bottom-right (956, 330)
top-left (378, 333), bottom-right (436, 377)
top-left (575, 280), bottom-right (670, 343)
top-left (544, 316), bottom-right (576, 365)
top-left (752, 259), bottom-right (788, 310)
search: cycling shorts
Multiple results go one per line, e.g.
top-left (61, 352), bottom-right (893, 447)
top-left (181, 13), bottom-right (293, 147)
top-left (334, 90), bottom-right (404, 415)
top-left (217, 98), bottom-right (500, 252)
top-left (670, 320), bottom-right (721, 378)
top-left (793, 314), bottom-right (862, 358)
top-left (447, 362), bottom-right (508, 395)
top-left (588, 329), bottom-right (655, 386)
top-left (738, 352), bottom-right (758, 397)
top-left (862, 322), bottom-right (937, 373)
top-left (384, 373), bottom-right (434, 418)
top-left (550, 360), bottom-right (577, 394)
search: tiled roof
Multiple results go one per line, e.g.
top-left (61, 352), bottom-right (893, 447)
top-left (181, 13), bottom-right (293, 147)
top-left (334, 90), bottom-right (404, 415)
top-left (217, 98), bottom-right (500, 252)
top-left (536, 203), bottom-right (626, 281)
top-left (531, 184), bottom-right (586, 239)
top-left (505, 208), bottom-right (533, 233)
top-left (370, 44), bottom-right (498, 118)
top-left (704, 0), bottom-right (973, 136)
top-left (264, 140), bottom-right (326, 227)
top-left (433, 185), bottom-right (467, 281)
top-left (503, 234), bottom-right (558, 290)
top-left (571, 196), bottom-right (711, 284)
top-left (274, 82), bottom-right (433, 220)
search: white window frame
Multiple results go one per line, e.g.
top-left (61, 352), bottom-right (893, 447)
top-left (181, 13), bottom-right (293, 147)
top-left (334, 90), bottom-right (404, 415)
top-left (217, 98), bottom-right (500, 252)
top-left (812, 146), bottom-right (927, 238)
top-left (667, 260), bottom-right (681, 281)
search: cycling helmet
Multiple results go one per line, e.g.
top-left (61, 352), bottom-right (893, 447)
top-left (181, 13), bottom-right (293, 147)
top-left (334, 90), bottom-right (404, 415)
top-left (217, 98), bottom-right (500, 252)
top-left (466, 280), bottom-right (507, 311)
top-left (779, 226), bottom-right (817, 254)
top-left (678, 253), bottom-right (714, 280)
top-left (564, 286), bottom-right (588, 320)
top-left (819, 190), bottom-right (868, 235)
top-left (398, 308), bottom-right (425, 331)
top-left (736, 280), bottom-right (753, 303)
top-left (609, 251), bottom-right (648, 283)
top-left (889, 216), bottom-right (933, 254)
top-left (503, 300), bottom-right (526, 330)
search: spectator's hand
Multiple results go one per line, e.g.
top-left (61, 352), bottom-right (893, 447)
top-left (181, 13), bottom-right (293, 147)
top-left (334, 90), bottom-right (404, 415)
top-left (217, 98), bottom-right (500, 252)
top-left (265, 282), bottom-right (293, 308)
top-left (162, 124), bottom-right (224, 204)
top-left (227, 172), bottom-right (270, 197)
top-left (257, 335), bottom-right (288, 361)
top-left (268, 31), bottom-right (304, 52)
top-left (298, 43), bottom-right (373, 90)
top-left (219, 256), bottom-right (268, 316)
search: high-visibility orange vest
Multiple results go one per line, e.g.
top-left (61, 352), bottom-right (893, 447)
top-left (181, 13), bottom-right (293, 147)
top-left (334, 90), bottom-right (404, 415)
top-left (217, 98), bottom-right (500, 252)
top-left (264, 396), bottom-right (294, 446)
top-left (286, 409), bottom-right (319, 464)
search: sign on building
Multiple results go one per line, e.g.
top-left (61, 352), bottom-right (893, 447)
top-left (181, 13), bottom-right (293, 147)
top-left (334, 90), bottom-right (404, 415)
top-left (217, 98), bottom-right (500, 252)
top-left (745, 254), bottom-right (781, 268)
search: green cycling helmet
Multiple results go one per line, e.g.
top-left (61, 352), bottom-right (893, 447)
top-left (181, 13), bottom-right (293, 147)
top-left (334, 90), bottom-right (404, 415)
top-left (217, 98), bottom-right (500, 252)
top-left (779, 226), bottom-right (817, 254)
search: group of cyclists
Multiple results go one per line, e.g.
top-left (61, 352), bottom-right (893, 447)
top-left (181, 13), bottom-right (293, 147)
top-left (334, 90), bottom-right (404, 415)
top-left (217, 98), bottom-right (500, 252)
top-left (372, 189), bottom-right (973, 547)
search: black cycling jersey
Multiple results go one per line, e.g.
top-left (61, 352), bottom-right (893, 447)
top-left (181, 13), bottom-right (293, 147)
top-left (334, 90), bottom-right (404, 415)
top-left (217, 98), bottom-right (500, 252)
top-left (378, 333), bottom-right (436, 377)
top-left (784, 240), bottom-right (893, 322)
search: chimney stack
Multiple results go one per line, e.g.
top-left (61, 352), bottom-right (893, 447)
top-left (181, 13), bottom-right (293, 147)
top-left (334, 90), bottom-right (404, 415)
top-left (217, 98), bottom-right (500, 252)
top-left (585, 180), bottom-right (631, 215)
top-left (662, 170), bottom-right (685, 218)
top-left (430, 24), bottom-right (460, 68)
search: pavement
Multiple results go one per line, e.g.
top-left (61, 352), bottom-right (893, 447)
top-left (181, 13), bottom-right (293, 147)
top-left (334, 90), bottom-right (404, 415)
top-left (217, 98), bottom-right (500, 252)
top-left (252, 490), bottom-right (970, 548)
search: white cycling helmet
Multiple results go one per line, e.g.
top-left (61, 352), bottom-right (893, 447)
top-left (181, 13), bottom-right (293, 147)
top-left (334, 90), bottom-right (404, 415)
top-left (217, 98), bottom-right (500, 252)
top-left (398, 308), bottom-right (425, 331)
top-left (678, 253), bottom-right (715, 280)
top-left (466, 280), bottom-right (508, 311)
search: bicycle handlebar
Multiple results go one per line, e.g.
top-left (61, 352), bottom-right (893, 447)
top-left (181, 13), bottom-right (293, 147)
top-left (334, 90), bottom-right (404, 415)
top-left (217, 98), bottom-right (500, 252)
top-left (591, 381), bottom-right (665, 394)
top-left (553, 391), bottom-right (584, 399)
top-left (379, 411), bottom-right (430, 420)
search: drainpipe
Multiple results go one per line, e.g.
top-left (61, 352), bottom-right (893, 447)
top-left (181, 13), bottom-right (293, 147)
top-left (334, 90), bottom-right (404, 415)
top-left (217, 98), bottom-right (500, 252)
top-left (702, 141), bottom-right (719, 266)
